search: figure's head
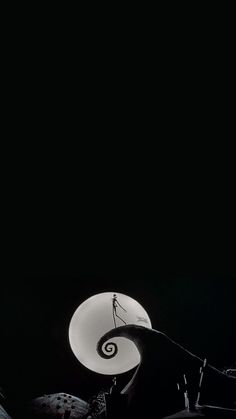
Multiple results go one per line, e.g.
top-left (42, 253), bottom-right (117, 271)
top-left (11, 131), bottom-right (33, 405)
top-left (113, 294), bottom-right (117, 298)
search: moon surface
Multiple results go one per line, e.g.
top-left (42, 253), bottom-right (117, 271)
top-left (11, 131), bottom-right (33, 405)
top-left (69, 292), bottom-right (152, 375)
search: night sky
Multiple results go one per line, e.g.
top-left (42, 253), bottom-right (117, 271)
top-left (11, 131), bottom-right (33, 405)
top-left (1, 269), bottom-right (235, 409)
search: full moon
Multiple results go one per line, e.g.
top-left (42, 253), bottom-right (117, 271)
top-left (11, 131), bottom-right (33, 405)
top-left (69, 292), bottom-right (152, 375)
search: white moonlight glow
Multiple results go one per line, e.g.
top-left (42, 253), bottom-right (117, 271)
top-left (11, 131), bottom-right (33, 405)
top-left (69, 292), bottom-right (152, 375)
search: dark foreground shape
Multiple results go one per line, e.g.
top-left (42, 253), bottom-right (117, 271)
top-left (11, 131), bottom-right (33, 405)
top-left (97, 325), bottom-right (236, 418)
top-left (163, 405), bottom-right (236, 418)
top-left (163, 409), bottom-right (204, 418)
top-left (105, 393), bottom-right (128, 419)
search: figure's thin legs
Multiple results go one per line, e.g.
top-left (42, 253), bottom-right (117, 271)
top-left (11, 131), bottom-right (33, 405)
top-left (115, 313), bottom-right (126, 325)
top-left (113, 310), bottom-right (117, 328)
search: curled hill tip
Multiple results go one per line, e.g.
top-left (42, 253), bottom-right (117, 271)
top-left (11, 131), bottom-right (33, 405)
top-left (96, 324), bottom-right (156, 360)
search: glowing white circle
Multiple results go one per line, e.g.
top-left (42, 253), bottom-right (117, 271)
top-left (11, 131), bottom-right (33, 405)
top-left (69, 292), bottom-right (152, 375)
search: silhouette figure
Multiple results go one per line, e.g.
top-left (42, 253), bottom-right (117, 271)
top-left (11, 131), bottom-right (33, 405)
top-left (112, 294), bottom-right (127, 327)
